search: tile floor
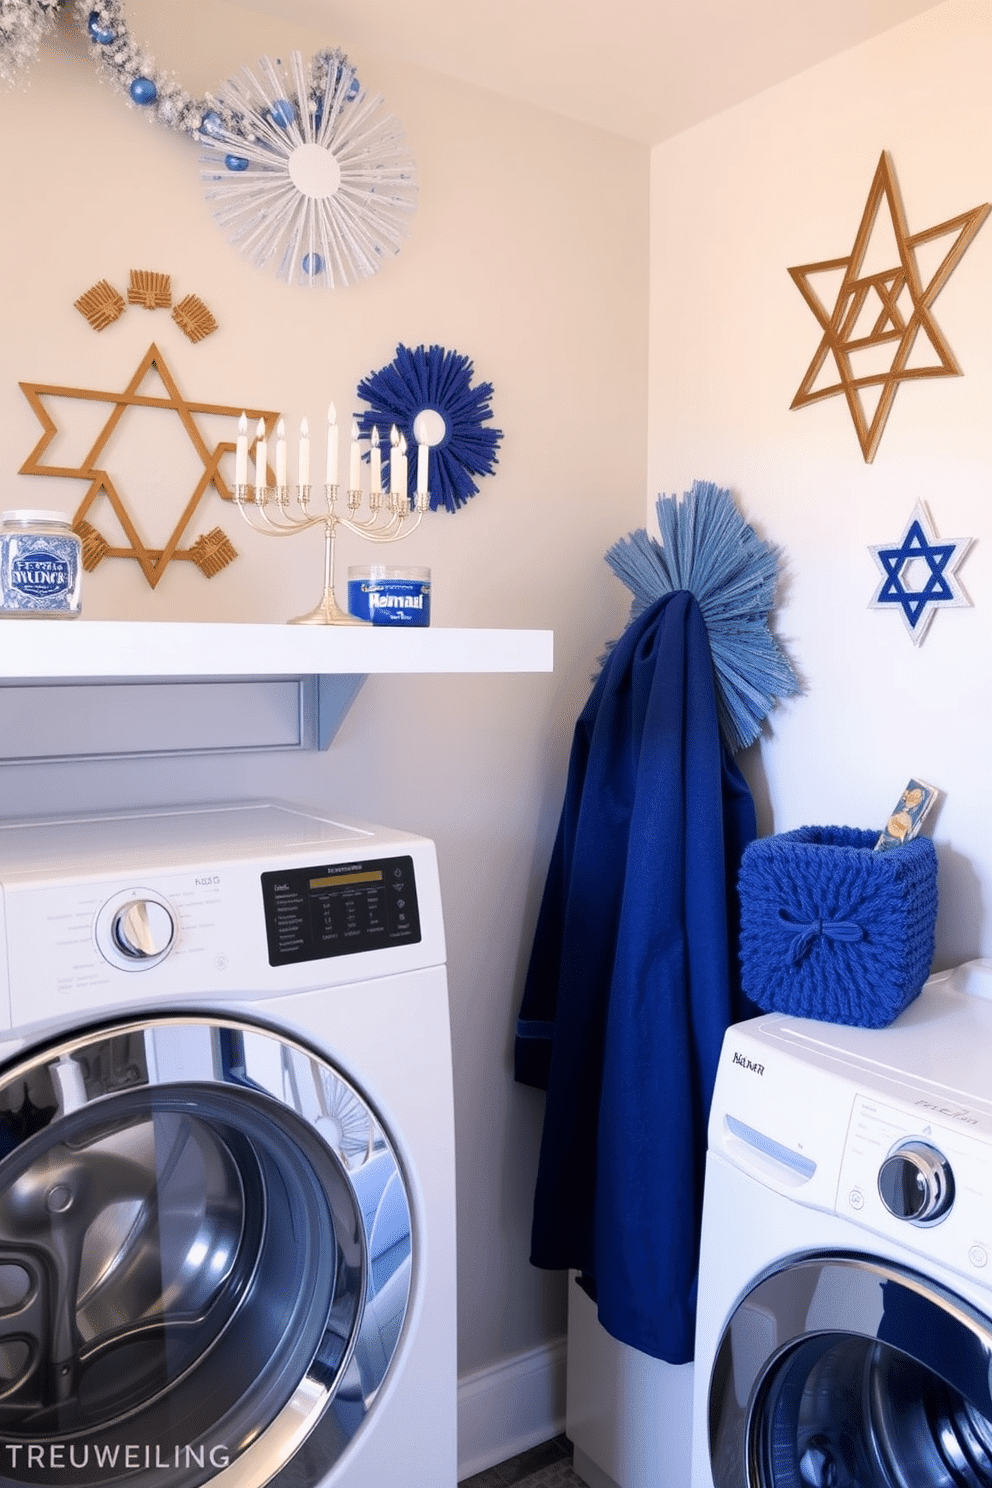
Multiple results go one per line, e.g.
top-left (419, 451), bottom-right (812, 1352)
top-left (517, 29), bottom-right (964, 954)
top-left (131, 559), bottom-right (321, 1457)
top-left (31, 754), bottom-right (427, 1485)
top-left (458, 1435), bottom-right (589, 1487)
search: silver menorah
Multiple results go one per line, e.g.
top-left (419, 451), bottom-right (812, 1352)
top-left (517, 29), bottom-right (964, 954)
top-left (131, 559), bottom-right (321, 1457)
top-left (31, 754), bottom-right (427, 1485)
top-left (233, 416), bottom-right (429, 625)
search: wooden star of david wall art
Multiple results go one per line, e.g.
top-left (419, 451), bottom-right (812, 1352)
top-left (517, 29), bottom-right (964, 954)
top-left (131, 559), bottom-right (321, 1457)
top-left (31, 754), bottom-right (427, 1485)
top-left (19, 343), bottom-right (280, 589)
top-left (788, 152), bottom-right (990, 462)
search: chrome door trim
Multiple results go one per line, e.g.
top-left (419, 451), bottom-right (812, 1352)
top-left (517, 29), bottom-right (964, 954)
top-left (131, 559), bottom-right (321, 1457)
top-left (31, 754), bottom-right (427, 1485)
top-left (0, 1013), bottom-right (415, 1488)
top-left (707, 1252), bottom-right (992, 1488)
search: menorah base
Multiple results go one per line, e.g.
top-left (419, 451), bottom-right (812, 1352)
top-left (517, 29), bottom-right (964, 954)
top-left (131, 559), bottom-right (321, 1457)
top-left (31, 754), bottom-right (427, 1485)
top-left (290, 590), bottom-right (371, 626)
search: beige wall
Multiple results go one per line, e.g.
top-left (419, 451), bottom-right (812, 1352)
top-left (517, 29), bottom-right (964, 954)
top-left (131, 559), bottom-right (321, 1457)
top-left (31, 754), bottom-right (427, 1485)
top-left (0, 5), bottom-right (649, 1377)
top-left (649, 0), bottom-right (992, 967)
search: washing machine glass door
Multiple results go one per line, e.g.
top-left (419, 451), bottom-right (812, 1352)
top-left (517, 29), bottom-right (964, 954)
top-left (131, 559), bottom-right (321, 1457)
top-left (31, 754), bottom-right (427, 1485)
top-left (708, 1254), bottom-right (992, 1488)
top-left (0, 1015), bottom-right (414, 1488)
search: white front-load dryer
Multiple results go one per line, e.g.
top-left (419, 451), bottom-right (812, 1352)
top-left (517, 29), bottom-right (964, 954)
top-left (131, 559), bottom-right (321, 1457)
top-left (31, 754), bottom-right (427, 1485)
top-left (0, 801), bottom-right (457, 1488)
top-left (692, 960), bottom-right (992, 1488)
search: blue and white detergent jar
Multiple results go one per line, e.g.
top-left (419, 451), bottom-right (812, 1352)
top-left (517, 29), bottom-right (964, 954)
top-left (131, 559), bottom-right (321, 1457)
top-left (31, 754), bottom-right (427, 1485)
top-left (348, 566), bottom-right (431, 626)
top-left (0, 510), bottom-right (82, 618)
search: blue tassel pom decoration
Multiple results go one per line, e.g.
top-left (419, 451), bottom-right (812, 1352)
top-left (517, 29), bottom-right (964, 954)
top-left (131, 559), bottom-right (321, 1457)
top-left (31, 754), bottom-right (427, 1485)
top-left (355, 343), bottom-right (502, 513)
top-left (606, 480), bottom-right (800, 753)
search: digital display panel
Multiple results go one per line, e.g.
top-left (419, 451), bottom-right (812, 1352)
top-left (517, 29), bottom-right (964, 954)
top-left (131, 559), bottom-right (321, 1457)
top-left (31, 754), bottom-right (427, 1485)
top-left (261, 855), bottom-right (421, 967)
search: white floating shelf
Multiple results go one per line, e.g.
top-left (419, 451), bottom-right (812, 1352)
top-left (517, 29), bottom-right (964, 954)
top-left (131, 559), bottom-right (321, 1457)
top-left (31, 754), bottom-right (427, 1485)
top-left (0, 621), bottom-right (554, 760)
top-left (0, 620), bottom-right (553, 679)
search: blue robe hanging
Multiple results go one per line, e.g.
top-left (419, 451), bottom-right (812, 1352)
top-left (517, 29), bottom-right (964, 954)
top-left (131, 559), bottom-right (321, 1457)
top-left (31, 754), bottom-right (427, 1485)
top-left (514, 590), bottom-right (757, 1363)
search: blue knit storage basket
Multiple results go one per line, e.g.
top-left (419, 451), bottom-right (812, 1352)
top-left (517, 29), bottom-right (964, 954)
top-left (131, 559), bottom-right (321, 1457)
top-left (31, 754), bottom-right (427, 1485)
top-left (738, 825), bottom-right (938, 1028)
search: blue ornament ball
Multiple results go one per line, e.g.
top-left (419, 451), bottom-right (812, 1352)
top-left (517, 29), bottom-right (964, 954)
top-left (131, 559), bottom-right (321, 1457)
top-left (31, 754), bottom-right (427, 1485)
top-left (302, 254), bottom-right (325, 277)
top-left (200, 109), bottom-right (225, 138)
top-left (346, 75), bottom-right (360, 101)
top-left (225, 153), bottom-right (249, 172)
top-left (130, 76), bottom-right (157, 106)
top-left (87, 12), bottom-right (116, 45)
top-left (270, 98), bottom-right (297, 127)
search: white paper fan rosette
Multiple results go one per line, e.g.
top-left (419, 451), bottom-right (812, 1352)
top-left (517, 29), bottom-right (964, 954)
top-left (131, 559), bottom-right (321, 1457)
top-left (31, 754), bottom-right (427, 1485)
top-left (199, 49), bottom-right (417, 288)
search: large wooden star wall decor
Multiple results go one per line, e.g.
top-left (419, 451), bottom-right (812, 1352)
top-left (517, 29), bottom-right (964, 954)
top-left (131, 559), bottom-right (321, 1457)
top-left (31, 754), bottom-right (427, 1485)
top-left (19, 344), bottom-right (280, 589)
top-left (788, 152), bottom-right (989, 462)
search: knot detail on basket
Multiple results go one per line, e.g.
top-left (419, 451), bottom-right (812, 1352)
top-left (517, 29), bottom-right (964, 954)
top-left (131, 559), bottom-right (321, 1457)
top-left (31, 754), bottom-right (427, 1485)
top-left (777, 908), bottom-right (865, 965)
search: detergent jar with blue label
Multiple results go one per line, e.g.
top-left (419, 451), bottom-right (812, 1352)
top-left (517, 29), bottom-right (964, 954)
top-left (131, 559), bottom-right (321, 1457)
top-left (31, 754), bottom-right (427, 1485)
top-left (348, 566), bottom-right (431, 626)
top-left (0, 511), bottom-right (82, 618)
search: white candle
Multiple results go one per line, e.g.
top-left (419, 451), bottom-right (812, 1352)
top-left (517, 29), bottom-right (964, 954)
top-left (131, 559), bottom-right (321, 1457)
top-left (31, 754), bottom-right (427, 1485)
top-left (235, 412), bottom-right (248, 489)
top-left (389, 426), bottom-right (400, 495)
top-left (398, 432), bottom-right (408, 503)
top-left (416, 428), bottom-right (428, 497)
top-left (254, 417), bottom-right (267, 496)
top-left (370, 427), bottom-right (382, 494)
top-left (298, 416), bottom-right (310, 488)
top-left (349, 421), bottom-right (362, 493)
top-left (326, 403), bottom-right (339, 487)
top-left (275, 417), bottom-right (287, 488)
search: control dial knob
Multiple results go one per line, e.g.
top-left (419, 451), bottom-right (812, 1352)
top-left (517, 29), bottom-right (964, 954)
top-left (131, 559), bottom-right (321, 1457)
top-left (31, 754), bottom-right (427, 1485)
top-left (878, 1141), bottom-right (954, 1226)
top-left (112, 898), bottom-right (175, 961)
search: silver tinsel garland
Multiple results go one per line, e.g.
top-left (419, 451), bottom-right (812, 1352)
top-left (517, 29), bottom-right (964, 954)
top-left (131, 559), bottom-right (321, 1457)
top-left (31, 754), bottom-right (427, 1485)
top-left (0, 0), bottom-right (58, 87)
top-left (74, 0), bottom-right (237, 135)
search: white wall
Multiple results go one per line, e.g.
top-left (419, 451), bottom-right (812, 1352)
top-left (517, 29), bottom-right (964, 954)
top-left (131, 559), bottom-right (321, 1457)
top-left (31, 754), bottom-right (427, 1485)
top-left (649, 0), bottom-right (992, 968)
top-left (0, 0), bottom-right (648, 1402)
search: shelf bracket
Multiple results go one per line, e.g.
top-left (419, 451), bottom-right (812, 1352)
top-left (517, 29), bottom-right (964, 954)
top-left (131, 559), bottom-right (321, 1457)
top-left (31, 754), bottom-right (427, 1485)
top-left (313, 673), bottom-right (367, 750)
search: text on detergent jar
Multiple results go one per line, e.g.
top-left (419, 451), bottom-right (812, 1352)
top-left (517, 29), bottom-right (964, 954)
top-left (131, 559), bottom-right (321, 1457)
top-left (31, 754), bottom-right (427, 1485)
top-left (11, 553), bottom-right (71, 597)
top-left (368, 589), bottom-right (426, 611)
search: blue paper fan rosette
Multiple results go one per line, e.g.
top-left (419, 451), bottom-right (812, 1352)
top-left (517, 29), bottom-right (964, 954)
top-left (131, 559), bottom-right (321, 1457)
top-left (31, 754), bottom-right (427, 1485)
top-left (355, 343), bottom-right (502, 512)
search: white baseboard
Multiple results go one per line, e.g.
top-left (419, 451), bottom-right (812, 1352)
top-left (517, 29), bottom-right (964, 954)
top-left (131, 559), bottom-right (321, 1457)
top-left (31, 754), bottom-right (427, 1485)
top-left (457, 1336), bottom-right (567, 1480)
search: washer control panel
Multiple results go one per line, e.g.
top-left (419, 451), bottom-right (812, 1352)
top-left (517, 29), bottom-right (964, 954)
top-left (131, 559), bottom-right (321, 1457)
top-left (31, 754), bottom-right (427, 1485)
top-left (0, 806), bottom-right (446, 1034)
top-left (261, 855), bottom-right (421, 966)
top-left (877, 1139), bottom-right (955, 1226)
top-left (95, 889), bottom-right (177, 971)
top-left (838, 1094), bottom-right (992, 1280)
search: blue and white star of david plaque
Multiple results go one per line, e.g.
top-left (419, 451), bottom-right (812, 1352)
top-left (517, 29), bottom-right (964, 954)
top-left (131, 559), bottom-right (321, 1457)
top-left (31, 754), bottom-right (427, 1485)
top-left (868, 501), bottom-right (973, 645)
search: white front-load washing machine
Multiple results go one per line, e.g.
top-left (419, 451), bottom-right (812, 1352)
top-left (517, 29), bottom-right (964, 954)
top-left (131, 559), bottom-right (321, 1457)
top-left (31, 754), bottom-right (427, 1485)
top-left (0, 801), bottom-right (457, 1488)
top-left (692, 959), bottom-right (992, 1488)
